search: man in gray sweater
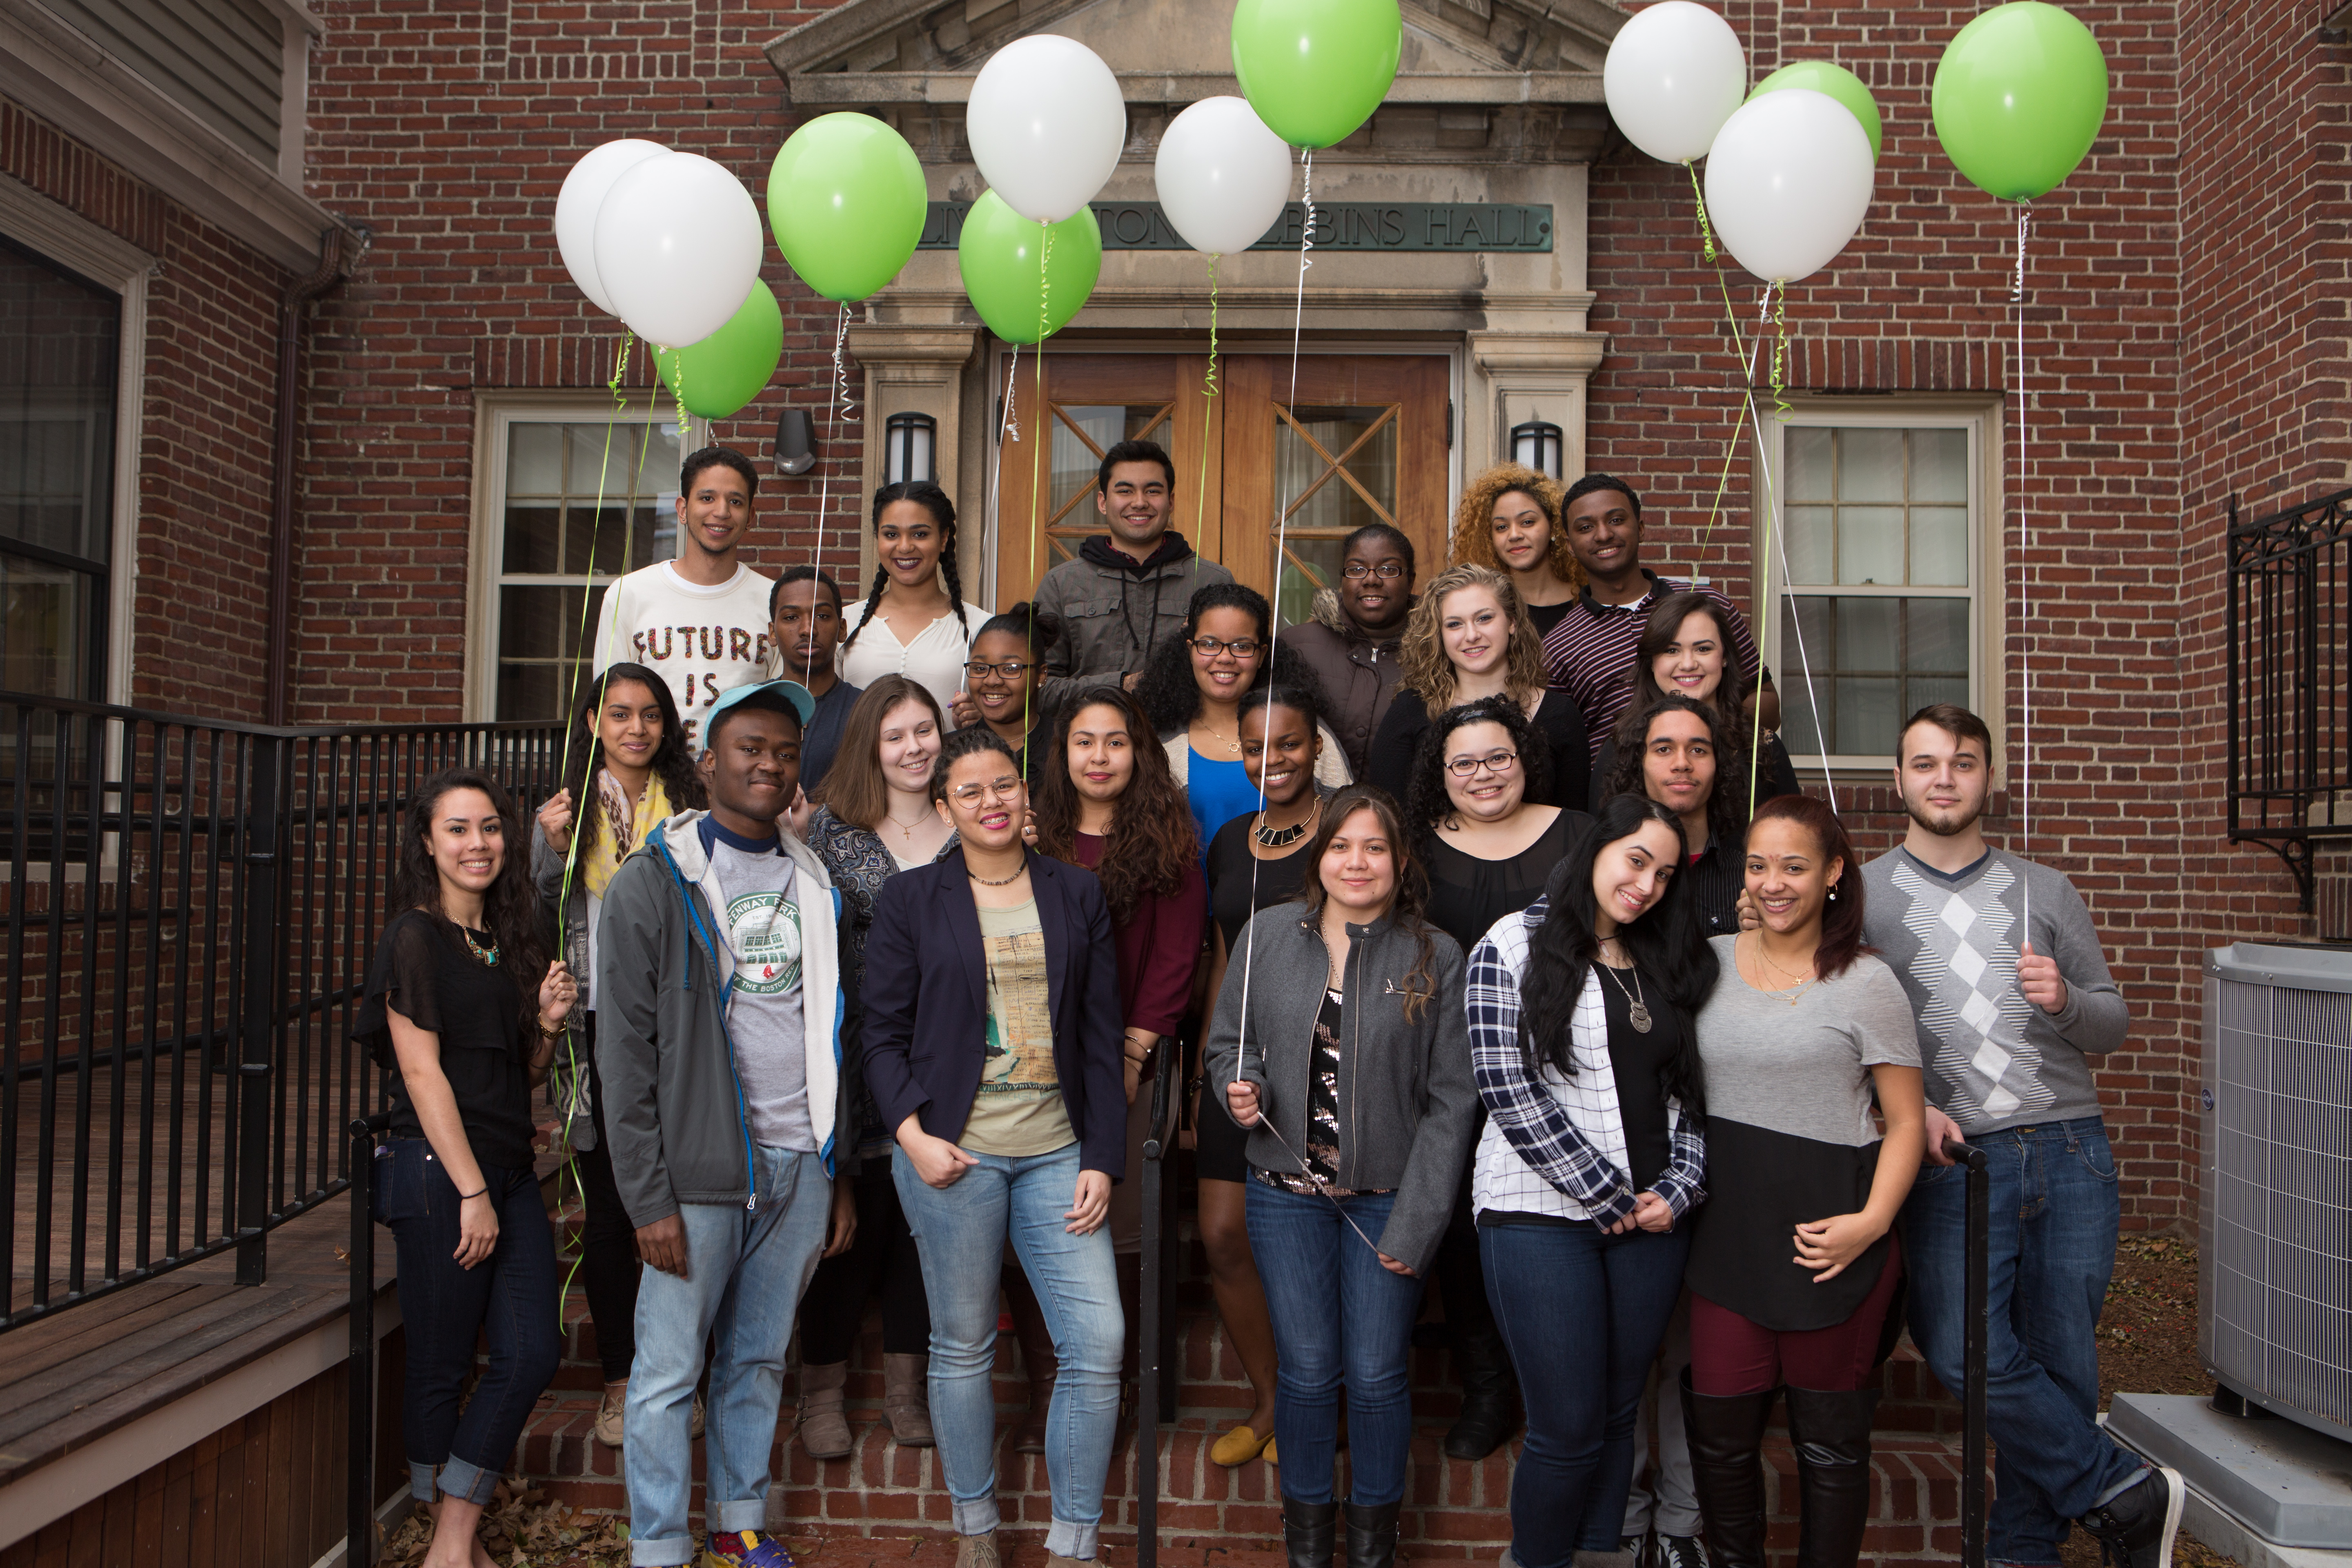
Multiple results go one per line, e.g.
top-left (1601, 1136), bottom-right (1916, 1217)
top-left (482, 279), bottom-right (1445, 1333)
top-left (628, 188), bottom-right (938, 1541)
top-left (1864, 703), bottom-right (2181, 1568)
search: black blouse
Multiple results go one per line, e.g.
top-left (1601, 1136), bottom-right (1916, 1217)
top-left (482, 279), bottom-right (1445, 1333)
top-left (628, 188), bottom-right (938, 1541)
top-left (1595, 967), bottom-right (1677, 1193)
top-left (357, 911), bottom-right (538, 1172)
top-left (1205, 812), bottom-right (1317, 953)
top-left (1419, 809), bottom-right (1588, 961)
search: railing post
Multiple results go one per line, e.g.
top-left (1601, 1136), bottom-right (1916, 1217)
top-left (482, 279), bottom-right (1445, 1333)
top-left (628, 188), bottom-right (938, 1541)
top-left (1136, 1060), bottom-right (1173, 1568)
top-left (350, 1113), bottom-right (390, 1568)
top-left (235, 732), bottom-right (287, 1284)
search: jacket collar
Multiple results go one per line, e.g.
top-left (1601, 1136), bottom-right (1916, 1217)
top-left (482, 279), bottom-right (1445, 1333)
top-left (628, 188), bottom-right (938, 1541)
top-left (644, 807), bottom-right (833, 889)
top-left (1308, 585), bottom-right (1409, 653)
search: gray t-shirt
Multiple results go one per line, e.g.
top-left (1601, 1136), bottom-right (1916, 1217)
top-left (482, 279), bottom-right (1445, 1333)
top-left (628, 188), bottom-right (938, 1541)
top-left (706, 833), bottom-right (815, 1153)
top-left (1695, 935), bottom-right (1921, 1146)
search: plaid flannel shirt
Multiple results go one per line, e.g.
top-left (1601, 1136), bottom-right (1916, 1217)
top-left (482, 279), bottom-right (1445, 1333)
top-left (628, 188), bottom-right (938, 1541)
top-left (1467, 896), bottom-right (1706, 1227)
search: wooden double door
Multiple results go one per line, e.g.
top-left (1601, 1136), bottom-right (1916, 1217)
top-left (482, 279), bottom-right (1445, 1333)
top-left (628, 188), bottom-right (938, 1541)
top-left (993, 354), bottom-right (1451, 626)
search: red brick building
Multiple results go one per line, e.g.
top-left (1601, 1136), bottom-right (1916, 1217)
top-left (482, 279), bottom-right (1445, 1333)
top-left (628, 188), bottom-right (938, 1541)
top-left (4, 0), bottom-right (2344, 1243)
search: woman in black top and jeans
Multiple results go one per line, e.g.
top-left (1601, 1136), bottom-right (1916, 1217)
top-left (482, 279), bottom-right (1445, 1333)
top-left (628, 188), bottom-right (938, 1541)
top-left (361, 767), bottom-right (576, 1568)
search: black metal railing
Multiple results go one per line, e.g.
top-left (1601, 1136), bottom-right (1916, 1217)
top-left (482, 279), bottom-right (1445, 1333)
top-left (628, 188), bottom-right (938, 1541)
top-left (2, 690), bottom-right (564, 1330)
top-left (2226, 488), bottom-right (2352, 911)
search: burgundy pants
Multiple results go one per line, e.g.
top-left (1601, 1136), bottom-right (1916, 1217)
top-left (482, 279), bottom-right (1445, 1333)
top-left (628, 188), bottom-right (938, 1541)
top-left (1688, 1230), bottom-right (1902, 1395)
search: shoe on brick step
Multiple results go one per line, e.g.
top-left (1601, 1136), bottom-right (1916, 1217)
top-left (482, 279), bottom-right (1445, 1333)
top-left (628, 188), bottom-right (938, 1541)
top-left (1210, 1421), bottom-right (1275, 1467)
top-left (2081, 1465), bottom-right (2184, 1568)
top-left (795, 1361), bottom-right (851, 1461)
top-left (702, 1529), bottom-right (797, 1568)
top-left (956, 1531), bottom-right (1001, 1568)
top-left (594, 1385), bottom-right (626, 1450)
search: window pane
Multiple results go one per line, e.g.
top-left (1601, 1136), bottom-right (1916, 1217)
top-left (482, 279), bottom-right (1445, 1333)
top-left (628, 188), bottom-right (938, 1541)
top-left (1783, 505), bottom-right (1833, 584)
top-left (1278, 536), bottom-right (1346, 629)
top-left (1913, 428), bottom-right (1969, 502)
top-left (0, 548), bottom-right (92, 699)
top-left (1835, 597), bottom-right (1899, 671)
top-left (499, 584), bottom-right (588, 660)
top-left (1838, 427), bottom-right (1904, 503)
top-left (1837, 506), bottom-right (1905, 585)
top-left (504, 505), bottom-right (561, 575)
top-left (1908, 597), bottom-right (1971, 673)
top-left (1050, 403), bottom-right (1168, 522)
top-left (1833, 676), bottom-right (1902, 755)
top-left (1784, 593), bottom-right (1971, 757)
top-left (1910, 506), bottom-right (1970, 587)
top-left (1786, 426), bottom-right (1833, 502)
top-left (1277, 406), bottom-right (1396, 535)
top-left (0, 239), bottom-right (118, 569)
top-left (509, 423), bottom-right (562, 495)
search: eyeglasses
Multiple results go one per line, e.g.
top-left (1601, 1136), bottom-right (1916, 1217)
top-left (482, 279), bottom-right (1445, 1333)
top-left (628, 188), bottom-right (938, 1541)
top-left (1342, 561), bottom-right (1408, 580)
top-left (1190, 636), bottom-right (1263, 658)
top-left (1445, 751), bottom-right (1519, 778)
top-left (950, 777), bottom-right (1025, 805)
top-left (963, 659), bottom-right (1035, 679)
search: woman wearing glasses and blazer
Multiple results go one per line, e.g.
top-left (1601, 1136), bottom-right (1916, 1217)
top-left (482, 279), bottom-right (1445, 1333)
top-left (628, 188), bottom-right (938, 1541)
top-left (861, 726), bottom-right (1129, 1568)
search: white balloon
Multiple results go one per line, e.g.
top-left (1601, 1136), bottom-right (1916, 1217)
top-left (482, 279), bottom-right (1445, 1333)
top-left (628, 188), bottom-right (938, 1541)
top-left (1602, 1), bottom-right (1747, 165)
top-left (1153, 97), bottom-right (1293, 256)
top-left (967, 35), bottom-right (1128, 223)
top-left (591, 151), bottom-right (765, 349)
top-left (1703, 89), bottom-right (1875, 284)
top-left (556, 139), bottom-right (668, 313)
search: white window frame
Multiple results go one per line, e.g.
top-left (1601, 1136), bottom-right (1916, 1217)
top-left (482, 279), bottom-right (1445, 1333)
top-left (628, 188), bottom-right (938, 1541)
top-left (464, 391), bottom-right (705, 722)
top-left (1753, 396), bottom-right (2005, 779)
top-left (0, 172), bottom-right (152, 708)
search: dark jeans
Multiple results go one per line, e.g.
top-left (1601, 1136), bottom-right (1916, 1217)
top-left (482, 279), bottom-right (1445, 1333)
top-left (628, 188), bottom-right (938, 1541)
top-left (573, 1033), bottom-right (639, 1383)
top-left (1245, 1180), bottom-right (1420, 1507)
top-left (1434, 1169), bottom-right (1500, 1341)
top-left (378, 1139), bottom-right (562, 1506)
top-left (1904, 1117), bottom-right (2147, 1567)
top-left (799, 1159), bottom-right (933, 1362)
top-left (1483, 1221), bottom-right (1690, 1568)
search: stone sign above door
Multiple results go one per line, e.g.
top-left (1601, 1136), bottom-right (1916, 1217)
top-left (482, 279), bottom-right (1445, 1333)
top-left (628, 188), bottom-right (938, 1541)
top-left (762, 0), bottom-right (1626, 588)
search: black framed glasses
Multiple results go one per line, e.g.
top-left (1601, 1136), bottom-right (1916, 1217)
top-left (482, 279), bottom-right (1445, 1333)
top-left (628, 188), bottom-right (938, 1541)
top-left (963, 659), bottom-right (1035, 679)
top-left (1342, 561), bottom-right (1408, 580)
top-left (1445, 750), bottom-right (1519, 777)
top-left (1189, 636), bottom-right (1263, 658)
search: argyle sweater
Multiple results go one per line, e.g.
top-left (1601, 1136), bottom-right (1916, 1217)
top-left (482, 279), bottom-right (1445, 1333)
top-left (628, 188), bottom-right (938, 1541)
top-left (1860, 846), bottom-right (2129, 1134)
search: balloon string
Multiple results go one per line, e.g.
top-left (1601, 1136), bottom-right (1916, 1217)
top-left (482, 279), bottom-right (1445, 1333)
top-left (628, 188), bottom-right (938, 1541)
top-left (1692, 173), bottom-right (1749, 581)
top-left (2014, 203), bottom-right (2032, 927)
top-left (1771, 289), bottom-right (1791, 422)
top-left (1025, 223), bottom-right (1051, 626)
top-left (1748, 280), bottom-right (1778, 820)
top-left (1194, 254), bottom-right (1221, 552)
top-left (1686, 160), bottom-right (1718, 264)
top-left (810, 300), bottom-right (854, 686)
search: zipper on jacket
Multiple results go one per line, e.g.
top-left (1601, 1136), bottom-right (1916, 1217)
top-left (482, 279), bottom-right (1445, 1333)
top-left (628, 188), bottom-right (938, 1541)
top-left (662, 835), bottom-right (761, 1211)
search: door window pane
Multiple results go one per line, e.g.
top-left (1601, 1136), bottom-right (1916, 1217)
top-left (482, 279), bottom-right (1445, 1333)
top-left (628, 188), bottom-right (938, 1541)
top-left (1040, 402), bottom-right (1174, 571)
top-left (1275, 405), bottom-right (1397, 626)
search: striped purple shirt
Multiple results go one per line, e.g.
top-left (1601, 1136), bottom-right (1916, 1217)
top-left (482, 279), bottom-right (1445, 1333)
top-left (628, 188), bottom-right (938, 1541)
top-left (1539, 570), bottom-right (1760, 758)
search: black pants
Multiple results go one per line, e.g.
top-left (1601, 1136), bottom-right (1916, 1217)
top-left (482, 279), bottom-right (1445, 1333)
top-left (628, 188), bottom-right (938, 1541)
top-left (797, 1159), bottom-right (932, 1363)
top-left (571, 1028), bottom-right (640, 1383)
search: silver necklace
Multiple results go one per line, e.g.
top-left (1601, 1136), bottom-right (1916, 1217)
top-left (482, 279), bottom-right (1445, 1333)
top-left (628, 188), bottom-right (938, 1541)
top-left (1597, 947), bottom-right (1652, 1033)
top-left (969, 852), bottom-right (1027, 887)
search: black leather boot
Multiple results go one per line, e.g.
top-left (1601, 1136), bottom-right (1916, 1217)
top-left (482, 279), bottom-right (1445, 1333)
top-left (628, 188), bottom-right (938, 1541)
top-left (1679, 1369), bottom-right (1775, 1568)
top-left (1444, 1326), bottom-right (1519, 1460)
top-left (1343, 1498), bottom-right (1401, 1568)
top-left (1282, 1496), bottom-right (1339, 1568)
top-left (1784, 1386), bottom-right (1879, 1568)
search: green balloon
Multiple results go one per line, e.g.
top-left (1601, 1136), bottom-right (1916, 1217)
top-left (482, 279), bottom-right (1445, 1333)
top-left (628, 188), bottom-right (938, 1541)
top-left (957, 192), bottom-right (1101, 345)
top-left (1752, 62), bottom-right (1884, 163)
top-left (767, 112), bottom-right (928, 303)
top-left (1231, 0), bottom-right (1401, 150)
top-left (655, 280), bottom-right (783, 419)
top-left (1931, 2), bottom-right (2108, 201)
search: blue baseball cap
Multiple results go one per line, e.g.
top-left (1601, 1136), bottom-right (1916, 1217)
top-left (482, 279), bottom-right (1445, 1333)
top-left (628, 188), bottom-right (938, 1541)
top-left (703, 678), bottom-right (816, 746)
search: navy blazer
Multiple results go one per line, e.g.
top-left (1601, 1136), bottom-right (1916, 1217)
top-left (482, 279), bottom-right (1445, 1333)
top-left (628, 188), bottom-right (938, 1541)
top-left (861, 848), bottom-right (1128, 1178)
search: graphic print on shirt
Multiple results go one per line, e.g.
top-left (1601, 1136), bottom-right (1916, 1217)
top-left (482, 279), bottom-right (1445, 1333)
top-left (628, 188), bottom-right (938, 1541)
top-left (723, 888), bottom-right (802, 995)
top-left (1889, 857), bottom-right (2049, 1124)
top-left (979, 928), bottom-right (1057, 1091)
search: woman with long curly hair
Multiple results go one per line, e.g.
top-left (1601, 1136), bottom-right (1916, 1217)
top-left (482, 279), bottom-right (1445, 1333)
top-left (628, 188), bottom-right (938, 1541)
top-left (1598, 694), bottom-right (1759, 940)
top-left (1203, 784), bottom-right (1477, 1568)
top-left (1368, 563), bottom-right (1589, 810)
top-left (530, 663), bottom-right (706, 1446)
top-left (1033, 685), bottom-right (1207, 1414)
top-left (1133, 580), bottom-right (1349, 861)
top-left (1448, 463), bottom-right (1584, 639)
top-left (837, 480), bottom-right (991, 715)
top-left (362, 768), bottom-right (576, 1568)
top-left (1589, 592), bottom-right (1798, 812)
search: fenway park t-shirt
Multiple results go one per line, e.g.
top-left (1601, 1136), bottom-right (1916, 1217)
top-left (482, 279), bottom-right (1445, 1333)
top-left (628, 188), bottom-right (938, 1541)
top-left (592, 562), bottom-right (775, 749)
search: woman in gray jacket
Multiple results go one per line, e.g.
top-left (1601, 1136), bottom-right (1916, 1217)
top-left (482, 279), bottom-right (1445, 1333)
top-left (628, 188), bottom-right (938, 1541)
top-left (1204, 784), bottom-right (1479, 1568)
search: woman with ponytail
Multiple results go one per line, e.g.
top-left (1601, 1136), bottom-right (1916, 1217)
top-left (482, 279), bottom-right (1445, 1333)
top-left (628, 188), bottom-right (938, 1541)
top-left (837, 481), bottom-right (990, 715)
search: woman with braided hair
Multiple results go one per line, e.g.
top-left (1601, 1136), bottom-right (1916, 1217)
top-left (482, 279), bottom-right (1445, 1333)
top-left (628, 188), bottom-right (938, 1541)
top-left (837, 480), bottom-right (991, 715)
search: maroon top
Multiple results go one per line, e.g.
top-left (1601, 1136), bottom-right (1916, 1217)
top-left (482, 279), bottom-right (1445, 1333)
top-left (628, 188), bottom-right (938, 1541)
top-left (1069, 832), bottom-right (1207, 1038)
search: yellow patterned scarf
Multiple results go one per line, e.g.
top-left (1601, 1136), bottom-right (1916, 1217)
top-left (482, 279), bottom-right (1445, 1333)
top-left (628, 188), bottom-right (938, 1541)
top-left (581, 771), bottom-right (670, 900)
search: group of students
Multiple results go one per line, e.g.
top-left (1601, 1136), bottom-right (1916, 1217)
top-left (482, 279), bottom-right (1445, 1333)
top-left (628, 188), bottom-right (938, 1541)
top-left (361, 439), bottom-right (2185, 1568)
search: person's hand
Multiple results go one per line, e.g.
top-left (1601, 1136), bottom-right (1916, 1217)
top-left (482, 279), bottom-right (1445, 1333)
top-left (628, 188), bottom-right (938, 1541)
top-left (1631, 1191), bottom-right (1675, 1232)
top-left (1122, 671), bottom-right (1143, 691)
top-left (1226, 1080), bottom-right (1262, 1128)
top-left (537, 788), bottom-right (573, 854)
top-left (1735, 889), bottom-right (1762, 931)
top-left (1793, 1212), bottom-right (1885, 1281)
top-left (899, 1119), bottom-right (977, 1189)
top-left (951, 690), bottom-right (981, 729)
top-left (1066, 1170), bottom-right (1112, 1234)
top-left (1923, 1104), bottom-right (1967, 1167)
top-left (822, 1178), bottom-right (858, 1258)
top-left (636, 1213), bottom-right (688, 1278)
top-left (2018, 940), bottom-right (2068, 1015)
top-left (1376, 1252), bottom-right (1416, 1277)
top-left (454, 1189), bottom-right (500, 1269)
top-left (538, 960), bottom-right (578, 1027)
top-left (1022, 807), bottom-right (1039, 849)
top-left (786, 784), bottom-right (815, 842)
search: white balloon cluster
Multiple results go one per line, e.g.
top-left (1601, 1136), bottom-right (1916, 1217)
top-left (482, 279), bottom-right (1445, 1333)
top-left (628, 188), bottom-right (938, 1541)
top-left (966, 36), bottom-right (1129, 224)
top-left (555, 139), bottom-right (765, 349)
top-left (1603, 1), bottom-right (1876, 285)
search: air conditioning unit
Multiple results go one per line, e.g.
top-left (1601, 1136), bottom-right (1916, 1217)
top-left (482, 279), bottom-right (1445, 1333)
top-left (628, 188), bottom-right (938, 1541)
top-left (2201, 943), bottom-right (2352, 1440)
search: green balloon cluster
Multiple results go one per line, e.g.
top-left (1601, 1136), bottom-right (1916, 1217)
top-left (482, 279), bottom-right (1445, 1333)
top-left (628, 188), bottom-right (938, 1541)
top-left (655, 280), bottom-right (783, 420)
top-left (767, 112), bottom-right (929, 303)
top-left (958, 192), bottom-right (1102, 345)
top-left (1230, 0), bottom-right (1401, 150)
top-left (1932, 2), bottom-right (2109, 201)
top-left (1752, 61), bottom-right (1883, 163)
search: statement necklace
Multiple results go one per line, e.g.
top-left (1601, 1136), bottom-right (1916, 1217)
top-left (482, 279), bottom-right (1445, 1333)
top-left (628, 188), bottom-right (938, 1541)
top-left (1596, 949), bottom-right (1652, 1033)
top-left (458, 924), bottom-right (501, 967)
top-left (969, 853), bottom-right (1027, 887)
top-left (1254, 796), bottom-right (1321, 849)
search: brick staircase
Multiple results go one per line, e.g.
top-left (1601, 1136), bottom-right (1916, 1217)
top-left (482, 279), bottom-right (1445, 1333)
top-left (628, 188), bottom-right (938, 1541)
top-left (512, 1192), bottom-right (1980, 1566)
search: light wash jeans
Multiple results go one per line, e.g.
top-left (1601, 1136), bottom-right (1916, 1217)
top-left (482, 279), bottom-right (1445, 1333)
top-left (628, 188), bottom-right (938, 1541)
top-left (625, 1145), bottom-right (832, 1567)
top-left (895, 1143), bottom-right (1123, 1560)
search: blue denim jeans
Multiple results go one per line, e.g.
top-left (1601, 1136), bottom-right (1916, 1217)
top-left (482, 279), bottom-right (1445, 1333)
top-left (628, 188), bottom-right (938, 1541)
top-left (1245, 1180), bottom-right (1421, 1508)
top-left (895, 1144), bottom-right (1123, 1559)
top-left (1903, 1117), bottom-right (2148, 1567)
top-left (1483, 1221), bottom-right (1690, 1568)
top-left (379, 1142), bottom-right (562, 1507)
top-left (625, 1145), bottom-right (833, 1567)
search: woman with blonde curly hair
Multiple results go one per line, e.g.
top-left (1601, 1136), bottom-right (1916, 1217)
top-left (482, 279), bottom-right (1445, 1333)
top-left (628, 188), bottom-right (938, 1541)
top-left (1448, 463), bottom-right (1584, 639)
top-left (1367, 563), bottom-right (1590, 810)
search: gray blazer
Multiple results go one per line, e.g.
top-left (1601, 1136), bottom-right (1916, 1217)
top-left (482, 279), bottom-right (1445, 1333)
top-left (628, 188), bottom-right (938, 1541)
top-left (1201, 905), bottom-right (1476, 1274)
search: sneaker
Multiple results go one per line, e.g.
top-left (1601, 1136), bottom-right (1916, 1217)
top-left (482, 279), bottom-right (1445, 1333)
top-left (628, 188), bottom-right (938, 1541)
top-left (2080, 1466), bottom-right (2184, 1568)
top-left (593, 1385), bottom-right (626, 1450)
top-left (691, 1390), bottom-right (707, 1439)
top-left (702, 1530), bottom-right (797, 1568)
top-left (955, 1532), bottom-right (1000, 1568)
top-left (1650, 1535), bottom-right (1709, 1568)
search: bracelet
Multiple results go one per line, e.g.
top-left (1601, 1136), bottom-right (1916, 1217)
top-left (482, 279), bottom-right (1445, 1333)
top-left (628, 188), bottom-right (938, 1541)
top-left (458, 1185), bottom-right (488, 1201)
top-left (537, 1016), bottom-right (565, 1040)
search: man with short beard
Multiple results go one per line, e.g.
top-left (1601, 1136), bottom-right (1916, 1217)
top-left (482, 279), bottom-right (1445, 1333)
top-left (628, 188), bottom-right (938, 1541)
top-left (1860, 703), bottom-right (2180, 1568)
